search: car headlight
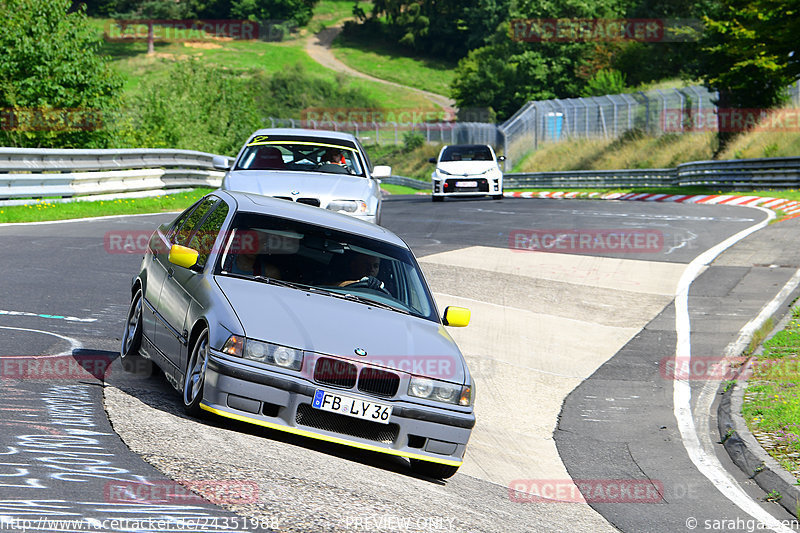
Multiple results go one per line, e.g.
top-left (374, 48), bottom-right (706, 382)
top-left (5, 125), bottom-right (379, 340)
top-left (222, 335), bottom-right (303, 371)
top-left (327, 200), bottom-right (368, 214)
top-left (408, 377), bottom-right (472, 406)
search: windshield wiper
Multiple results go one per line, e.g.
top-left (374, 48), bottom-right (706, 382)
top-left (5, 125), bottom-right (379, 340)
top-left (345, 293), bottom-right (407, 313)
top-left (252, 276), bottom-right (314, 291)
top-left (221, 272), bottom-right (311, 291)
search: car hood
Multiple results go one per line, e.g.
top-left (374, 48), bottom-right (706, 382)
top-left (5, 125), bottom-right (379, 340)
top-left (436, 161), bottom-right (498, 176)
top-left (223, 170), bottom-right (372, 201)
top-left (215, 276), bottom-right (467, 383)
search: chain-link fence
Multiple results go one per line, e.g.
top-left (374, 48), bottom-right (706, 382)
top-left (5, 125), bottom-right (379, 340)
top-left (263, 118), bottom-right (500, 147)
top-left (498, 86), bottom-right (719, 168)
top-left (499, 82), bottom-right (800, 168)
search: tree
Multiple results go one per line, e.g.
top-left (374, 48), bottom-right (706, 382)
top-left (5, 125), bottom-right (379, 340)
top-left (368, 0), bottom-right (511, 60)
top-left (450, 0), bottom-right (630, 120)
top-left (230, 0), bottom-right (319, 26)
top-left (0, 0), bottom-right (122, 147)
top-left (693, 0), bottom-right (800, 150)
top-left (113, 0), bottom-right (192, 55)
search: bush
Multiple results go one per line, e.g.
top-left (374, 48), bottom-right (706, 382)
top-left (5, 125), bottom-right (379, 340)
top-left (118, 62), bottom-right (381, 153)
top-left (581, 69), bottom-right (628, 97)
top-left (122, 61), bottom-right (261, 154)
top-left (402, 131), bottom-right (425, 152)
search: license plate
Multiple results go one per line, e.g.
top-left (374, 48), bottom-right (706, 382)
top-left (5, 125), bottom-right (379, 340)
top-left (455, 180), bottom-right (478, 187)
top-left (312, 389), bottom-right (392, 424)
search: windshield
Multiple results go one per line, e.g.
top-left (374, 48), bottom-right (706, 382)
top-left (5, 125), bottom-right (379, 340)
top-left (235, 136), bottom-right (365, 177)
top-left (441, 145), bottom-right (494, 162)
top-left (217, 213), bottom-right (437, 321)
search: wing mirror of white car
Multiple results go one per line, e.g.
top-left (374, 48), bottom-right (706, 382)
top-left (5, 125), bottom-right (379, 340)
top-left (497, 155), bottom-right (506, 162)
top-left (212, 155), bottom-right (231, 171)
top-left (372, 165), bottom-right (392, 178)
top-left (428, 157), bottom-right (437, 164)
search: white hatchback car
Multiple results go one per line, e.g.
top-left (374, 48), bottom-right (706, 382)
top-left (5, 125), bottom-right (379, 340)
top-left (216, 129), bottom-right (391, 224)
top-left (429, 144), bottom-right (504, 202)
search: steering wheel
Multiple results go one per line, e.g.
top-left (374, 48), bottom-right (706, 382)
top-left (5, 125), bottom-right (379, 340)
top-left (347, 276), bottom-right (391, 295)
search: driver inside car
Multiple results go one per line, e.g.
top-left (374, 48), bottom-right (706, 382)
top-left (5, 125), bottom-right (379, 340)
top-left (338, 252), bottom-right (384, 290)
top-left (317, 148), bottom-right (351, 175)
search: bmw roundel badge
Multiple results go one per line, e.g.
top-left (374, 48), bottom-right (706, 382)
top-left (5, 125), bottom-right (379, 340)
top-left (355, 348), bottom-right (367, 356)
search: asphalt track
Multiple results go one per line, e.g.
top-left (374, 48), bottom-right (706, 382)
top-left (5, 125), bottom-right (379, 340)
top-left (0, 195), bottom-right (798, 532)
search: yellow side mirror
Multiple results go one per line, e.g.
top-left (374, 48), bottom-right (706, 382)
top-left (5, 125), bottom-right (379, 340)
top-left (168, 244), bottom-right (199, 270)
top-left (443, 306), bottom-right (470, 327)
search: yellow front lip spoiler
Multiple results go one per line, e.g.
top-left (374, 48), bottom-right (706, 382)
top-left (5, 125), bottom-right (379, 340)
top-left (199, 403), bottom-right (463, 467)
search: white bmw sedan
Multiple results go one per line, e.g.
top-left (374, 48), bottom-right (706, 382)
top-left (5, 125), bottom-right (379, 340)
top-left (216, 129), bottom-right (391, 224)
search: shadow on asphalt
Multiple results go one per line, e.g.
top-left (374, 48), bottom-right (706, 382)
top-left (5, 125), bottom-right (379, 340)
top-left (99, 350), bottom-right (448, 485)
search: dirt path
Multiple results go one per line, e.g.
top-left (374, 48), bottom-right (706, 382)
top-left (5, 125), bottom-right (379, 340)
top-left (305, 25), bottom-right (456, 112)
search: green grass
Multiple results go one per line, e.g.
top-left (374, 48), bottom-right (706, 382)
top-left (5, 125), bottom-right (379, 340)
top-left (332, 30), bottom-right (456, 97)
top-left (0, 190), bottom-right (213, 223)
top-left (742, 310), bottom-right (800, 481)
top-left (308, 0), bottom-right (371, 33)
top-left (381, 184), bottom-right (427, 195)
top-left (513, 132), bottom-right (718, 173)
top-left (92, 6), bottom-right (436, 112)
top-left (0, 186), bottom-right (425, 222)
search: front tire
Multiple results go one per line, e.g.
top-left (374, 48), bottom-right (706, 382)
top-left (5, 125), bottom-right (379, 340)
top-left (183, 328), bottom-right (209, 416)
top-left (409, 459), bottom-right (459, 479)
top-left (120, 289), bottom-right (148, 373)
top-left (432, 195), bottom-right (443, 202)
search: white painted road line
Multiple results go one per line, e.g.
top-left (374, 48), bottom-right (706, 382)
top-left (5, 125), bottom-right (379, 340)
top-left (672, 206), bottom-right (795, 533)
top-left (0, 325), bottom-right (82, 355)
top-left (0, 309), bottom-right (97, 323)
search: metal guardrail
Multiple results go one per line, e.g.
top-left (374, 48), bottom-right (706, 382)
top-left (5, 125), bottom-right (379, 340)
top-left (505, 157), bottom-right (800, 189)
top-left (0, 148), bottom-right (229, 202)
top-left (382, 175), bottom-right (428, 190)
top-left (2, 148), bottom-right (799, 203)
top-left (675, 158), bottom-right (800, 188)
top-left (504, 168), bottom-right (675, 189)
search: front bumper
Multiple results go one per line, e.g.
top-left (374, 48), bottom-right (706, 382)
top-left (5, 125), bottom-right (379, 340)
top-left (432, 177), bottom-right (502, 197)
top-left (201, 351), bottom-right (475, 466)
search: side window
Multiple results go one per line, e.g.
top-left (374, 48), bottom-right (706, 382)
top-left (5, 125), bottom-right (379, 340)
top-left (166, 203), bottom-right (199, 242)
top-left (188, 202), bottom-right (230, 269)
top-left (174, 198), bottom-right (216, 246)
top-left (355, 139), bottom-right (372, 172)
